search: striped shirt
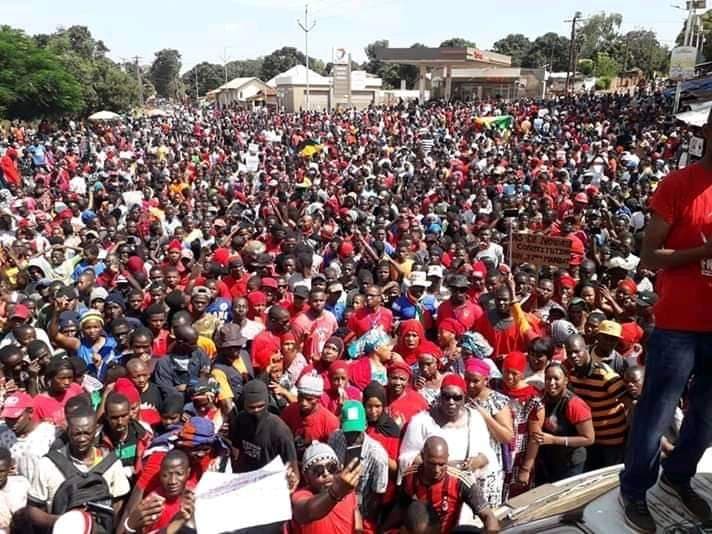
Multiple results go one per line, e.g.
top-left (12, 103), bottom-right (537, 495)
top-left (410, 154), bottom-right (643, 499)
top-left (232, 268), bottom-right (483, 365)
top-left (567, 360), bottom-right (627, 446)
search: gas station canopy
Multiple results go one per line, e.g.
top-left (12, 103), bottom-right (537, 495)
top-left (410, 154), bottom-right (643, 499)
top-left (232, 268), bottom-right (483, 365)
top-left (374, 47), bottom-right (512, 100)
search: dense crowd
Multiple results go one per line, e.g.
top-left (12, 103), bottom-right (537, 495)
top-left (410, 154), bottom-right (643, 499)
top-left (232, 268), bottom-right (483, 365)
top-left (0, 90), bottom-right (695, 533)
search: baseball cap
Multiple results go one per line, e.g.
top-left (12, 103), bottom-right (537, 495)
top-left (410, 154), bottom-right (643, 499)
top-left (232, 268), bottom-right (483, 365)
top-left (261, 277), bottom-right (278, 290)
top-left (598, 320), bottom-right (623, 338)
top-left (293, 285), bottom-right (309, 299)
top-left (341, 400), bottom-right (366, 433)
top-left (1, 392), bottom-right (34, 418)
top-left (636, 290), bottom-right (658, 307)
top-left (90, 287), bottom-right (108, 303)
top-left (9, 304), bottom-right (30, 321)
top-left (216, 323), bottom-right (247, 349)
top-left (328, 282), bottom-right (344, 293)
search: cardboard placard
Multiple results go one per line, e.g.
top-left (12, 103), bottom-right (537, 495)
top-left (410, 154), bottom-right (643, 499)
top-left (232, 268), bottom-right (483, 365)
top-left (511, 232), bottom-right (572, 268)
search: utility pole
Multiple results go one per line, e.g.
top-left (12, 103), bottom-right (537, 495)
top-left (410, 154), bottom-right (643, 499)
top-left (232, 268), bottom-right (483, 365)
top-left (195, 66), bottom-right (199, 100)
top-left (134, 56), bottom-right (144, 107)
top-left (564, 12), bottom-right (582, 95)
top-left (673, 2), bottom-right (697, 112)
top-left (220, 47), bottom-right (232, 83)
top-left (297, 3), bottom-right (316, 111)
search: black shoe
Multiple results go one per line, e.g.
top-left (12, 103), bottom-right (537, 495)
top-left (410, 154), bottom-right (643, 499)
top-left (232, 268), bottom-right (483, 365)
top-left (659, 473), bottom-right (712, 522)
top-left (619, 492), bottom-right (656, 533)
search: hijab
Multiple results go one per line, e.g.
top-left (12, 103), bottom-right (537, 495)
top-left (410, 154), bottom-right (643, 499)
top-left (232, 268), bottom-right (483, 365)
top-left (394, 319), bottom-right (424, 366)
top-left (362, 381), bottom-right (401, 438)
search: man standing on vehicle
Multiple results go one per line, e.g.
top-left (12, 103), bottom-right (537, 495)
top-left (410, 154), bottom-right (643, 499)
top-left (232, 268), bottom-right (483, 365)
top-left (620, 109), bottom-right (712, 532)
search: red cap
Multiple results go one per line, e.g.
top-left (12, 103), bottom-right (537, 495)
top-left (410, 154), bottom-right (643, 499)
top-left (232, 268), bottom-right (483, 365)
top-left (574, 193), bottom-right (589, 204)
top-left (472, 261), bottom-right (487, 278)
top-left (1, 392), bottom-right (34, 418)
top-left (10, 304), bottom-right (30, 321)
top-left (261, 277), bottom-right (278, 290)
top-left (114, 377), bottom-right (141, 404)
top-left (387, 360), bottom-right (412, 379)
top-left (338, 241), bottom-right (354, 258)
top-left (439, 318), bottom-right (464, 337)
top-left (503, 351), bottom-right (527, 374)
top-left (167, 240), bottom-right (182, 252)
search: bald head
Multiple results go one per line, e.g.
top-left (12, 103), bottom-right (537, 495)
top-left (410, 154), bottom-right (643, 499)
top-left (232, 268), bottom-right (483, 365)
top-left (126, 358), bottom-right (148, 374)
top-left (423, 436), bottom-right (448, 458)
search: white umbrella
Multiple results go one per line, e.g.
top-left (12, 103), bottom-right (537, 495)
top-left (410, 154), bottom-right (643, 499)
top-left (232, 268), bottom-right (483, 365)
top-left (146, 108), bottom-right (168, 117)
top-left (88, 110), bottom-right (121, 121)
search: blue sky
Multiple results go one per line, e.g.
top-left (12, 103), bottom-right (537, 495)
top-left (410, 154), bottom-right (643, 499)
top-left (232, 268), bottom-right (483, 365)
top-left (3, 0), bottom-right (690, 73)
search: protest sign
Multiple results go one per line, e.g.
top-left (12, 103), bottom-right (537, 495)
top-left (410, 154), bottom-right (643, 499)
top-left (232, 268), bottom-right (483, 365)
top-left (195, 457), bottom-right (292, 533)
top-left (511, 232), bottom-right (572, 268)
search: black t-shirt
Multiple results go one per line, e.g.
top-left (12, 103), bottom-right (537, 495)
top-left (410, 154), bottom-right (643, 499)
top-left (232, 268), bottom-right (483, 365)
top-left (141, 382), bottom-right (163, 411)
top-left (228, 410), bottom-right (297, 473)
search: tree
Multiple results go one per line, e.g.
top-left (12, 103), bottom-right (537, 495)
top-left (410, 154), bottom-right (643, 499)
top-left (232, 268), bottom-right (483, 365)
top-left (260, 47), bottom-right (306, 81)
top-left (577, 12), bottom-right (623, 60)
top-left (92, 58), bottom-right (140, 111)
top-left (492, 34), bottom-right (532, 67)
top-left (0, 26), bottom-right (83, 118)
top-left (614, 29), bottom-right (669, 76)
top-left (594, 52), bottom-right (620, 78)
top-left (523, 33), bottom-right (570, 71)
top-left (439, 37), bottom-right (477, 48)
top-left (364, 39), bottom-right (400, 89)
top-left (149, 49), bottom-right (182, 99)
top-left (182, 62), bottom-right (224, 97)
top-left (226, 58), bottom-right (264, 79)
top-left (578, 58), bottom-right (594, 76)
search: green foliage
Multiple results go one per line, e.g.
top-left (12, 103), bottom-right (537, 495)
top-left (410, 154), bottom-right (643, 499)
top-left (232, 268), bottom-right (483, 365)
top-left (439, 37), bottom-right (476, 48)
top-left (149, 49), bottom-right (182, 99)
top-left (578, 58), bottom-right (594, 76)
top-left (523, 32), bottom-right (571, 71)
top-left (493, 34), bottom-right (532, 67)
top-left (182, 62), bottom-right (225, 97)
top-left (364, 39), bottom-right (401, 89)
top-left (0, 25), bottom-right (83, 119)
top-left (226, 58), bottom-right (264, 79)
top-left (260, 47), bottom-right (307, 81)
top-left (595, 76), bottom-right (612, 90)
top-left (614, 30), bottom-right (669, 77)
top-left (594, 52), bottom-right (620, 78)
top-left (577, 12), bottom-right (623, 59)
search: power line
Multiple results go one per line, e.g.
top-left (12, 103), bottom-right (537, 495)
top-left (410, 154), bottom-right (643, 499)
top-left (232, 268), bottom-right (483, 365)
top-left (297, 3), bottom-right (317, 111)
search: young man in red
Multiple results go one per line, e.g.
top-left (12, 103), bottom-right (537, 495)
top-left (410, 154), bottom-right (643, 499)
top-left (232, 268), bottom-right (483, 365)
top-left (347, 285), bottom-right (393, 338)
top-left (386, 436), bottom-right (499, 532)
top-left (291, 289), bottom-right (338, 361)
top-left (620, 110), bottom-right (712, 532)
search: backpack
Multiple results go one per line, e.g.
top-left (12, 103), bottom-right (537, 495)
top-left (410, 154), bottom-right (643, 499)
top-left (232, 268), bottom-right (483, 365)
top-left (46, 446), bottom-right (117, 534)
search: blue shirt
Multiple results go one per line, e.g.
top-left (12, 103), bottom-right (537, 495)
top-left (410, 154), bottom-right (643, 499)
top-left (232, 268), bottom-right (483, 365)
top-left (207, 298), bottom-right (232, 323)
top-left (391, 293), bottom-right (437, 321)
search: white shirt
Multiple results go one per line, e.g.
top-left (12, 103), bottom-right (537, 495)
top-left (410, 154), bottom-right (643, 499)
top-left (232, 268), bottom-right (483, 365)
top-left (0, 476), bottom-right (29, 532)
top-left (10, 422), bottom-right (56, 483)
top-left (29, 450), bottom-right (130, 509)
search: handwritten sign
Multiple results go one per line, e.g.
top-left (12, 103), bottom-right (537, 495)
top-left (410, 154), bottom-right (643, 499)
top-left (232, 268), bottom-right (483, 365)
top-left (511, 233), bottom-right (572, 268)
top-left (194, 457), bottom-right (292, 533)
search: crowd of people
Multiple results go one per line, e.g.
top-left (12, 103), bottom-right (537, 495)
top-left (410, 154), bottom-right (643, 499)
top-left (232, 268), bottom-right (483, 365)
top-left (0, 89), bottom-right (699, 533)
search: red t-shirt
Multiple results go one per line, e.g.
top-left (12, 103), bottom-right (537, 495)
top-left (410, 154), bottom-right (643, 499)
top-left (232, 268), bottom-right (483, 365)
top-left (564, 395), bottom-right (592, 425)
top-left (280, 404), bottom-right (339, 445)
top-left (437, 300), bottom-right (484, 331)
top-left (152, 329), bottom-right (171, 358)
top-left (347, 307), bottom-right (394, 338)
top-left (290, 489), bottom-right (356, 534)
top-left (650, 164), bottom-right (712, 331)
top-left (136, 451), bottom-right (211, 494)
top-left (387, 390), bottom-right (428, 427)
top-left (33, 383), bottom-right (84, 427)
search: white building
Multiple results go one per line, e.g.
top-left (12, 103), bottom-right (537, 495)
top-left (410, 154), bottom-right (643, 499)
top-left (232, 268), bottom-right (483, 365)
top-left (210, 77), bottom-right (275, 108)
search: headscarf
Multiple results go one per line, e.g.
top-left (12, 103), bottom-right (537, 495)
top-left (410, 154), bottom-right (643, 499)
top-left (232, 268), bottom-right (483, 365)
top-left (440, 373), bottom-right (467, 392)
top-left (460, 331), bottom-right (493, 359)
top-left (465, 358), bottom-right (491, 378)
top-left (177, 416), bottom-right (219, 447)
top-left (362, 381), bottom-right (401, 437)
top-left (246, 291), bottom-right (267, 319)
top-left (439, 318), bottom-right (464, 337)
top-left (617, 278), bottom-right (638, 295)
top-left (394, 319), bottom-right (424, 366)
top-left (126, 256), bottom-right (144, 275)
top-left (387, 360), bottom-right (412, 380)
top-left (328, 360), bottom-right (350, 379)
top-left (324, 336), bottom-right (345, 358)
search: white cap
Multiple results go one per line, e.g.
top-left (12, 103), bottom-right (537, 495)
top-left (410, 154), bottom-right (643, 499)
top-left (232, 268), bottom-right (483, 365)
top-left (427, 265), bottom-right (444, 279)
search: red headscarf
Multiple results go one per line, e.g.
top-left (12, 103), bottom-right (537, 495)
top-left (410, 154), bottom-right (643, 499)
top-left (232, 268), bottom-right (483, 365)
top-left (395, 319), bottom-right (425, 366)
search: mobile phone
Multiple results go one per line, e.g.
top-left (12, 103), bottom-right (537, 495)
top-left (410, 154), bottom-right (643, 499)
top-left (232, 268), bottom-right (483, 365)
top-left (345, 444), bottom-right (362, 466)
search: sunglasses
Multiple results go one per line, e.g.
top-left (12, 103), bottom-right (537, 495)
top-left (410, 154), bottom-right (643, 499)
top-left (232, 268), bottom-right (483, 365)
top-left (309, 462), bottom-right (339, 477)
top-left (441, 392), bottom-right (464, 402)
